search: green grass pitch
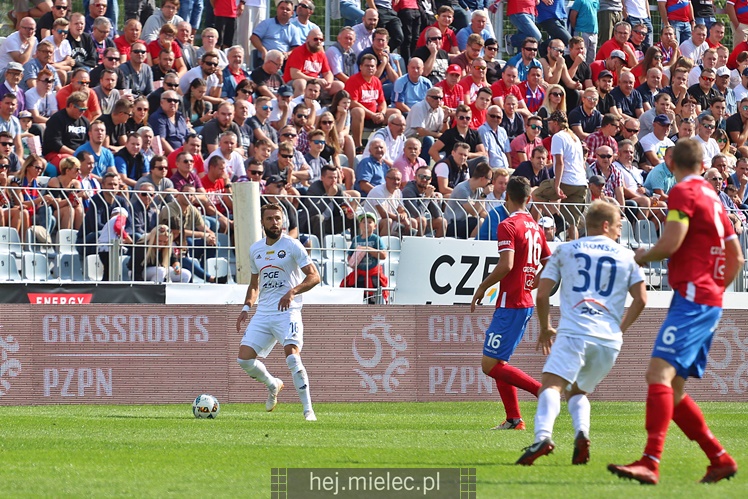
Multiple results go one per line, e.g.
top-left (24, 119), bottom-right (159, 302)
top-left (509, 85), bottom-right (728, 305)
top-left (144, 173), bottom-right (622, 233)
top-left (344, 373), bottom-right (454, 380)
top-left (0, 401), bottom-right (746, 498)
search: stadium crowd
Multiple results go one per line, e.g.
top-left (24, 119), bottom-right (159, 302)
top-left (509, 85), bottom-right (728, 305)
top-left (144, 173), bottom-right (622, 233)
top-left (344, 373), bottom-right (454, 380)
top-left (2, 0), bottom-right (748, 282)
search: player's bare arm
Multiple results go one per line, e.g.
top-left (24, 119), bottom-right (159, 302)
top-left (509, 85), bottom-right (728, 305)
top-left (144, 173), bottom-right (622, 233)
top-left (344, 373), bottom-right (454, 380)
top-left (236, 273), bottom-right (260, 332)
top-left (723, 236), bottom-right (746, 287)
top-left (534, 277), bottom-right (557, 355)
top-left (634, 211), bottom-right (689, 265)
top-left (470, 250), bottom-right (514, 312)
top-left (278, 263), bottom-right (320, 311)
top-left (620, 281), bottom-right (647, 334)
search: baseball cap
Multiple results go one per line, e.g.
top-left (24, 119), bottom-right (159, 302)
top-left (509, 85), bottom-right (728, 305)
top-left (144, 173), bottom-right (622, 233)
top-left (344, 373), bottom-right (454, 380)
top-left (277, 84), bottom-right (293, 97)
top-left (610, 50), bottom-right (626, 62)
top-left (111, 207), bottom-right (128, 217)
top-left (538, 216), bottom-right (555, 228)
top-left (18, 110), bottom-right (32, 119)
top-left (266, 174), bottom-right (285, 185)
top-left (447, 64), bottom-right (462, 75)
top-left (654, 114), bottom-right (672, 126)
top-left (358, 212), bottom-right (377, 223)
top-left (715, 66), bottom-right (730, 77)
top-left (588, 175), bottom-right (605, 186)
top-left (6, 62), bottom-right (23, 73)
top-left (598, 70), bottom-right (614, 80)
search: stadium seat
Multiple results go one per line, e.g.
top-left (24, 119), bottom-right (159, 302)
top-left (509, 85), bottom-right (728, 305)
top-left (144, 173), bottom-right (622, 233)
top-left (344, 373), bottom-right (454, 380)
top-left (381, 236), bottom-right (401, 262)
top-left (86, 254), bottom-right (105, 281)
top-left (381, 259), bottom-right (399, 289)
top-left (305, 234), bottom-right (323, 264)
top-left (58, 229), bottom-right (80, 255)
top-left (56, 253), bottom-right (84, 281)
top-left (619, 219), bottom-right (637, 248)
top-left (22, 252), bottom-right (50, 281)
top-left (0, 227), bottom-right (23, 256)
top-left (206, 257), bottom-right (233, 283)
top-left (0, 253), bottom-right (22, 281)
top-left (323, 259), bottom-right (348, 286)
top-left (323, 234), bottom-right (348, 263)
top-left (36, 176), bottom-right (51, 188)
top-left (25, 228), bottom-right (56, 257)
top-left (636, 219), bottom-right (659, 246)
top-left (339, 154), bottom-right (349, 168)
top-left (215, 232), bottom-right (235, 263)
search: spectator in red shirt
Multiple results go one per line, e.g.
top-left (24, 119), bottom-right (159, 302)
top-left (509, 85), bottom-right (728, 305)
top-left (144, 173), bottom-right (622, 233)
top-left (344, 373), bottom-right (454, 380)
top-left (596, 21), bottom-right (637, 69)
top-left (145, 23), bottom-right (186, 76)
top-left (415, 6), bottom-right (459, 55)
top-left (345, 53), bottom-right (401, 148)
top-left (590, 50), bottom-right (626, 86)
top-left (283, 28), bottom-right (344, 96)
top-left (114, 19), bottom-right (144, 63)
top-left (436, 64), bottom-right (466, 114)
top-left (468, 87), bottom-right (492, 130)
top-left (490, 65), bottom-right (530, 118)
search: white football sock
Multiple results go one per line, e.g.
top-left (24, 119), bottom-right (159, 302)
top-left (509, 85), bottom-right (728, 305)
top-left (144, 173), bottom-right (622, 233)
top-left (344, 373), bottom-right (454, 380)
top-left (568, 393), bottom-right (591, 435)
top-left (237, 358), bottom-right (274, 388)
top-left (534, 388), bottom-right (561, 443)
top-left (286, 354), bottom-right (312, 412)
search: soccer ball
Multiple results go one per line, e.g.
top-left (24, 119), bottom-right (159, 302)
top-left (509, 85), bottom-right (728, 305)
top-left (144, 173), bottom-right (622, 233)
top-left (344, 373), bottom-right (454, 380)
top-left (192, 394), bottom-right (220, 419)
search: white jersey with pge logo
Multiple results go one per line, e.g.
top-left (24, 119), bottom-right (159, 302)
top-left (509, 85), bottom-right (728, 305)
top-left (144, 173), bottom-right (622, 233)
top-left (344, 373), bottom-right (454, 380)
top-left (542, 235), bottom-right (645, 349)
top-left (249, 235), bottom-right (312, 314)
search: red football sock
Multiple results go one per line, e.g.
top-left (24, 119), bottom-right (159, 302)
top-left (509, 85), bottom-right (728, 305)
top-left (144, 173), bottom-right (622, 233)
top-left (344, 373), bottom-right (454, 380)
top-left (643, 384), bottom-right (674, 462)
top-left (487, 363), bottom-right (541, 397)
top-left (673, 394), bottom-right (724, 460)
top-left (495, 379), bottom-right (521, 420)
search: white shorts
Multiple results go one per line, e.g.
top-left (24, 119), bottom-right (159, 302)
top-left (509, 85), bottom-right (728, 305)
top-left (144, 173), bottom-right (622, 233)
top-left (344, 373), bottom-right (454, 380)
top-left (240, 310), bottom-right (304, 358)
top-left (542, 335), bottom-right (619, 394)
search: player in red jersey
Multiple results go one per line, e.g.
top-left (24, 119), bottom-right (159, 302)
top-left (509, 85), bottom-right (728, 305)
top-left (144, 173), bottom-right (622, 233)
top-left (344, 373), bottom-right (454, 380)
top-left (471, 176), bottom-right (551, 430)
top-left (609, 139), bottom-right (744, 485)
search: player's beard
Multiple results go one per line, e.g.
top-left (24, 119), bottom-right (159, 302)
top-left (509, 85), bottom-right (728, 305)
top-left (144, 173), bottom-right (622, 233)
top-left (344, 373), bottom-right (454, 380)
top-left (265, 226), bottom-right (282, 240)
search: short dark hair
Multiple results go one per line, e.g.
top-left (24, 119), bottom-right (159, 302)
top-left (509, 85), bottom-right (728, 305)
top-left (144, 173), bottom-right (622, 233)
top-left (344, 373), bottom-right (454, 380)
top-left (506, 176), bottom-right (532, 204)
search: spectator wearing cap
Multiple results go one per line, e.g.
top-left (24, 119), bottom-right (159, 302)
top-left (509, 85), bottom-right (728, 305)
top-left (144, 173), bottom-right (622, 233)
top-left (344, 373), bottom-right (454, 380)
top-left (405, 87), bottom-right (447, 163)
top-left (549, 110), bottom-right (587, 240)
top-left (714, 66), bottom-right (737, 115)
top-left (687, 67), bottom-right (720, 111)
top-left (0, 63), bottom-right (27, 116)
top-left (594, 69), bottom-right (621, 118)
top-left (569, 87), bottom-right (603, 140)
top-left (590, 51), bottom-right (626, 86)
top-left (596, 21), bottom-right (637, 68)
top-left (506, 36), bottom-right (543, 83)
top-left (538, 216), bottom-right (561, 242)
top-left (587, 174), bottom-right (618, 204)
top-left (437, 64), bottom-right (469, 113)
top-left (734, 68), bottom-right (748, 103)
top-left (412, 26), bottom-right (451, 86)
top-left (640, 114), bottom-right (676, 168)
top-left (148, 89), bottom-right (189, 155)
top-left (266, 83), bottom-right (293, 132)
top-left (456, 10), bottom-right (494, 52)
top-left (639, 92), bottom-right (675, 140)
top-left (610, 71), bottom-right (644, 118)
top-left (250, 49), bottom-right (284, 99)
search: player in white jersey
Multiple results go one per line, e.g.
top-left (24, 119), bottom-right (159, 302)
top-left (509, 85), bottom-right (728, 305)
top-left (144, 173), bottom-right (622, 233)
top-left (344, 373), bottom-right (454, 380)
top-left (516, 201), bottom-right (647, 465)
top-left (235, 203), bottom-right (321, 421)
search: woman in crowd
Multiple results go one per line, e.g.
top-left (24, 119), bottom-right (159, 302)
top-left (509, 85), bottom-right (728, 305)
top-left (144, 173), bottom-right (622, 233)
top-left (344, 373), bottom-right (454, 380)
top-left (126, 96), bottom-right (150, 134)
top-left (11, 154), bottom-right (56, 234)
top-left (131, 224), bottom-right (191, 282)
top-left (713, 128), bottom-right (738, 170)
top-left (316, 111), bottom-right (355, 190)
top-left (184, 78), bottom-right (214, 131)
top-left (327, 91), bottom-right (356, 162)
top-left (46, 156), bottom-right (84, 230)
top-left (0, 154), bottom-right (27, 239)
top-left (197, 28), bottom-right (228, 71)
top-left (632, 46), bottom-right (664, 85)
top-left (536, 85), bottom-right (566, 139)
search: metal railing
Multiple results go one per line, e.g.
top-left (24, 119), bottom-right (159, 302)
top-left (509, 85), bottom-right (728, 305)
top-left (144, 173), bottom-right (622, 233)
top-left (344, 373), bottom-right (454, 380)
top-left (2, 186), bottom-right (747, 298)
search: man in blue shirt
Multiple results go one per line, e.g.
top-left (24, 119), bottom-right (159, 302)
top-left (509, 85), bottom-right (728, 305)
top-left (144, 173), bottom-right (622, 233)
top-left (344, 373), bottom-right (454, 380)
top-left (478, 105), bottom-right (511, 169)
top-left (355, 137), bottom-right (388, 195)
top-left (250, 0), bottom-right (302, 62)
top-left (643, 146), bottom-right (676, 200)
top-left (456, 10), bottom-right (495, 51)
top-left (74, 120), bottom-right (116, 178)
top-left (392, 58), bottom-right (432, 115)
top-left (507, 37), bottom-right (543, 82)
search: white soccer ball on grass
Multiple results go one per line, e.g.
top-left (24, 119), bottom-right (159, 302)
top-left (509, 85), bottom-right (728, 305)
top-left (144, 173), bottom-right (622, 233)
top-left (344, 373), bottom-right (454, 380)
top-left (192, 394), bottom-right (220, 419)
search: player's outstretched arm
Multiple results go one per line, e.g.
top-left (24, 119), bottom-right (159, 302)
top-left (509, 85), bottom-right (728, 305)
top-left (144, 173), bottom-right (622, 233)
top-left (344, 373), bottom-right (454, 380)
top-left (278, 263), bottom-right (321, 311)
top-left (634, 211), bottom-right (689, 265)
top-left (535, 277), bottom-right (557, 355)
top-left (620, 281), bottom-right (647, 334)
top-left (236, 274), bottom-right (260, 333)
top-left (723, 236), bottom-right (746, 287)
top-left (470, 250), bottom-right (514, 312)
